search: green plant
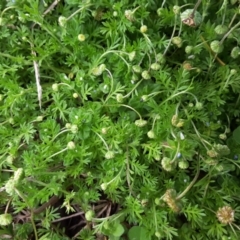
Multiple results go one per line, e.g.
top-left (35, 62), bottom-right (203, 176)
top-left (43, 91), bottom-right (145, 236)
top-left (1, 0), bottom-right (240, 239)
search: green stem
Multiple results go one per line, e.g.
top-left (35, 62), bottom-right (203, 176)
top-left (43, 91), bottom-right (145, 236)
top-left (46, 147), bottom-right (68, 161)
top-left (92, 131), bottom-right (109, 151)
top-left (123, 79), bottom-right (143, 98)
top-left (119, 104), bottom-right (142, 119)
top-left (66, 3), bottom-right (92, 21)
top-left (176, 157), bottom-right (200, 200)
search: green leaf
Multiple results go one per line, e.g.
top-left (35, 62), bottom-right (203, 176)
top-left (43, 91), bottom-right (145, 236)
top-left (111, 223), bottom-right (125, 237)
top-left (127, 226), bottom-right (150, 240)
top-left (233, 126), bottom-right (240, 144)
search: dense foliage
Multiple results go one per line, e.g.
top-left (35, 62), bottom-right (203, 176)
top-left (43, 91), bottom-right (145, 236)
top-left (1, 0), bottom-right (240, 239)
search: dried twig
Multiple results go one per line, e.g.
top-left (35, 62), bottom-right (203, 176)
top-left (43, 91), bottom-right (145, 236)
top-left (30, 42), bottom-right (42, 109)
top-left (43, 0), bottom-right (61, 16)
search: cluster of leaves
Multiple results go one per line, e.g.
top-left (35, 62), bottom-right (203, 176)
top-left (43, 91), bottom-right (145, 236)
top-left (1, 0), bottom-right (240, 239)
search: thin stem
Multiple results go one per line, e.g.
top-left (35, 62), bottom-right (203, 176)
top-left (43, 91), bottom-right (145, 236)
top-left (119, 104), bottom-right (142, 119)
top-left (92, 131), bottom-right (109, 151)
top-left (176, 156), bottom-right (200, 200)
top-left (46, 147), bottom-right (68, 160)
top-left (191, 0), bottom-right (203, 17)
top-left (51, 128), bottom-right (69, 142)
top-left (0, 6), bottom-right (16, 17)
top-left (103, 68), bottom-right (114, 103)
top-left (5, 198), bottom-right (12, 214)
top-left (123, 79), bottom-right (143, 98)
top-left (220, 21), bottom-right (240, 44)
top-left (66, 4), bottom-right (92, 21)
top-left (164, 14), bottom-right (177, 56)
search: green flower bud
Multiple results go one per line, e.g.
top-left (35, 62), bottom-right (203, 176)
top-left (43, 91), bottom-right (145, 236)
top-left (101, 128), bottom-right (108, 134)
top-left (161, 157), bottom-right (173, 171)
top-left (185, 45), bottom-right (193, 54)
top-left (156, 53), bottom-right (166, 64)
top-left (65, 123), bottom-right (71, 129)
top-left (36, 116), bottom-right (43, 121)
top-left (141, 199), bottom-right (148, 207)
top-left (113, 11), bottom-right (118, 17)
top-left (8, 118), bottom-right (14, 125)
top-left (147, 130), bottom-right (155, 139)
top-left (230, 69), bottom-right (237, 75)
top-left (140, 25), bottom-right (148, 33)
top-left (214, 144), bottom-right (230, 156)
top-left (91, 64), bottom-right (106, 76)
top-left (132, 65), bottom-right (142, 73)
top-left (150, 62), bottom-right (161, 70)
top-left (210, 40), bottom-right (223, 53)
top-left (141, 70), bottom-right (151, 80)
top-left (135, 119), bottom-right (147, 127)
top-left (157, 8), bottom-right (164, 17)
top-left (101, 183), bottom-right (108, 190)
top-left (214, 25), bottom-right (228, 35)
top-left (195, 102), bottom-right (203, 110)
top-left (67, 141), bottom-right (75, 150)
top-left (128, 51), bottom-right (136, 61)
top-left (231, 46), bottom-right (240, 59)
top-left (178, 160), bottom-right (189, 169)
top-left (155, 232), bottom-right (162, 238)
top-left (6, 155), bottom-right (14, 164)
top-left (116, 93), bottom-right (123, 103)
top-left (173, 5), bottom-right (180, 15)
top-left (85, 210), bottom-right (94, 221)
top-left (58, 16), bottom-right (67, 27)
top-left (0, 214), bottom-right (12, 226)
top-left (215, 163), bottom-right (224, 172)
top-left (105, 151), bottom-right (115, 159)
top-left (154, 154), bottom-right (161, 161)
top-left (73, 93), bottom-right (79, 98)
top-left (141, 95), bottom-right (148, 102)
top-left (14, 168), bottom-right (24, 183)
top-left (188, 102), bottom-right (194, 107)
top-left (52, 83), bottom-right (59, 92)
top-left (207, 149), bottom-right (218, 158)
top-left (125, 10), bottom-right (134, 21)
top-left (176, 119), bottom-right (184, 128)
top-left (219, 134), bottom-right (227, 140)
top-left (172, 36), bottom-right (182, 48)
top-left (78, 34), bottom-right (86, 42)
top-left (71, 124), bottom-right (78, 134)
top-left (5, 178), bottom-right (15, 196)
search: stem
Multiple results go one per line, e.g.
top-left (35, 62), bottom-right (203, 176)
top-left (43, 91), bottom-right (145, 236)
top-left (66, 4), bottom-right (92, 21)
top-left (51, 128), bottom-right (70, 142)
top-left (0, 6), bottom-right (16, 17)
top-left (191, 0), bottom-right (203, 17)
top-left (33, 195), bottom-right (59, 214)
top-left (46, 147), bottom-right (68, 160)
top-left (123, 79), bottom-right (143, 98)
top-left (92, 131), bottom-right (109, 151)
top-left (5, 198), bottom-right (12, 214)
top-left (200, 35), bottom-right (225, 66)
top-left (103, 68), bottom-right (114, 104)
top-left (220, 21), bottom-right (240, 44)
top-left (30, 211), bottom-right (39, 240)
top-left (164, 14), bottom-right (177, 56)
top-left (119, 104), bottom-right (142, 119)
top-left (99, 50), bottom-right (130, 68)
top-left (176, 157), bottom-right (200, 200)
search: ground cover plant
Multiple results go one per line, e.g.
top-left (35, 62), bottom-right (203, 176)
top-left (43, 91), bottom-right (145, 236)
top-left (1, 0), bottom-right (240, 239)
